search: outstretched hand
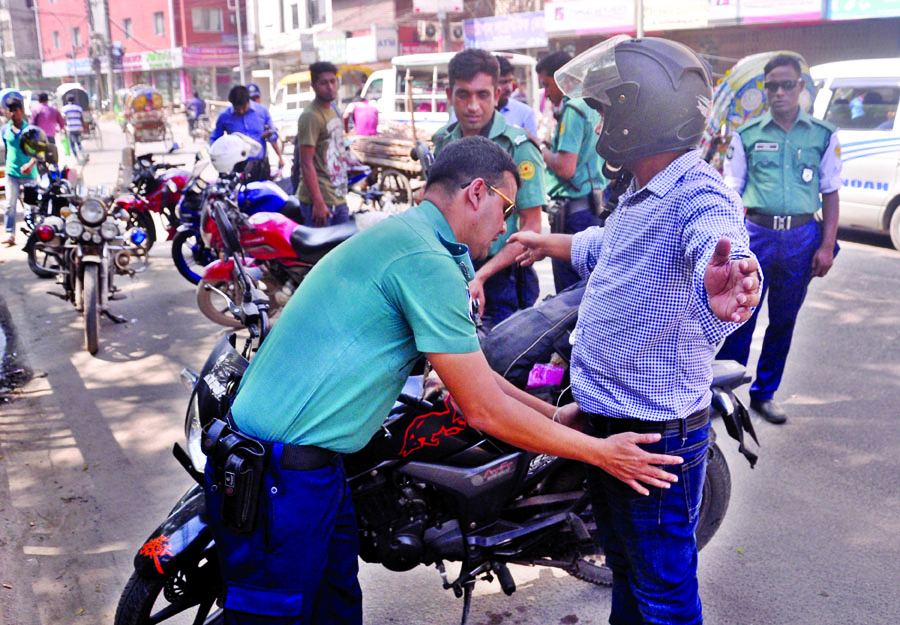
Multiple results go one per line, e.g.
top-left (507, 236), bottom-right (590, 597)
top-left (596, 432), bottom-right (684, 496)
top-left (704, 238), bottom-right (761, 323)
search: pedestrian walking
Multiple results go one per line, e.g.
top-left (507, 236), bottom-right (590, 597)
top-left (295, 62), bottom-right (351, 227)
top-left (717, 53), bottom-right (842, 424)
top-left (61, 95), bottom-right (84, 160)
top-left (536, 51), bottom-right (608, 292)
top-left (432, 49), bottom-right (546, 328)
top-left (186, 91), bottom-right (206, 134)
top-left (204, 135), bottom-right (684, 625)
top-left (512, 36), bottom-right (761, 625)
top-left (30, 93), bottom-right (66, 145)
top-left (2, 99), bottom-right (38, 245)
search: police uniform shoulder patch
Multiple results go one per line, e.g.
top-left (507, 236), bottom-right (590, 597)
top-left (513, 133), bottom-right (527, 146)
top-left (559, 122), bottom-right (566, 136)
top-left (835, 144), bottom-right (841, 158)
top-left (518, 160), bottom-right (536, 180)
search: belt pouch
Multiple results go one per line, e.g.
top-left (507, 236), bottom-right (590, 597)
top-left (202, 419), bottom-right (268, 535)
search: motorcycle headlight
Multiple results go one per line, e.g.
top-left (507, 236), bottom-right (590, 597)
top-left (78, 198), bottom-right (107, 227)
top-left (92, 232), bottom-right (103, 244)
top-left (65, 219), bottom-right (84, 239)
top-left (185, 389), bottom-right (206, 472)
top-left (100, 221), bottom-right (120, 240)
top-left (81, 231), bottom-right (92, 242)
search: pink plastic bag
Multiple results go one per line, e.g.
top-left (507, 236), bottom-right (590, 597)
top-left (526, 363), bottom-right (565, 389)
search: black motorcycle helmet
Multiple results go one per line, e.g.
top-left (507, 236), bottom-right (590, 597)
top-left (555, 36), bottom-right (713, 168)
top-left (20, 125), bottom-right (58, 164)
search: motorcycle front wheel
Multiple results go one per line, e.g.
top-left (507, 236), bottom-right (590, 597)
top-left (114, 568), bottom-right (222, 625)
top-left (83, 263), bottom-right (100, 354)
top-left (172, 229), bottom-right (215, 285)
top-left (125, 210), bottom-right (157, 253)
top-left (196, 278), bottom-right (245, 328)
top-left (26, 231), bottom-right (61, 279)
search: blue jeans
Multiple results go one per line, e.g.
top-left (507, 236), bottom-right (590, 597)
top-left (204, 445), bottom-right (362, 625)
top-left (4, 175), bottom-right (25, 234)
top-left (471, 258), bottom-right (539, 329)
top-left (716, 219), bottom-right (830, 402)
top-left (585, 418), bottom-right (709, 625)
top-left (68, 130), bottom-right (83, 160)
top-left (297, 201), bottom-right (350, 227)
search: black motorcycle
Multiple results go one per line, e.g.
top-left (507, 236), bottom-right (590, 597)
top-left (20, 159), bottom-right (79, 279)
top-left (115, 286), bottom-right (758, 625)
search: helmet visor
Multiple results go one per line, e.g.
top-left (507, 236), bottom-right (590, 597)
top-left (555, 34), bottom-right (631, 106)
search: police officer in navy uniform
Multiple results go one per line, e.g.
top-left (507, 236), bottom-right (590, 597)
top-left (718, 53), bottom-right (842, 424)
top-left (536, 51), bottom-right (608, 292)
top-left (432, 49), bottom-right (547, 328)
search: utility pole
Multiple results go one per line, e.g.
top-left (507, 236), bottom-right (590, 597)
top-left (227, 0), bottom-right (245, 84)
top-left (103, 0), bottom-right (115, 107)
top-left (0, 26), bottom-right (8, 87)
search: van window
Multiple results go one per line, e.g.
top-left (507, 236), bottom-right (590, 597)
top-left (825, 86), bottom-right (900, 131)
top-left (366, 78), bottom-right (383, 101)
top-left (396, 67), bottom-right (448, 113)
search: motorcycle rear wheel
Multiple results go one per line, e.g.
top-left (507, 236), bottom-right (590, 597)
top-left (196, 278), bottom-right (245, 328)
top-left (172, 229), bottom-right (215, 285)
top-left (114, 569), bottom-right (223, 625)
top-left (84, 264), bottom-right (100, 355)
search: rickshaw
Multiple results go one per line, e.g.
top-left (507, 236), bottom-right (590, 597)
top-left (121, 85), bottom-right (174, 150)
top-left (56, 82), bottom-right (103, 150)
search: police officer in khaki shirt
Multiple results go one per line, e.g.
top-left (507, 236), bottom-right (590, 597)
top-left (719, 53), bottom-right (842, 424)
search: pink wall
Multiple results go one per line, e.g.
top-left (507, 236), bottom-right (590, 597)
top-left (174, 0), bottom-right (245, 48)
top-left (109, 0), bottom-right (173, 51)
top-left (36, 0), bottom-right (93, 62)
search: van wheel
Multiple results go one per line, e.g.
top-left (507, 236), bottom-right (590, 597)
top-left (890, 207), bottom-right (900, 250)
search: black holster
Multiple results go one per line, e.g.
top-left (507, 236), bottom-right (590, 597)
top-left (202, 419), bottom-right (269, 535)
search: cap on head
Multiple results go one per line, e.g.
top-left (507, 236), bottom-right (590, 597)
top-left (247, 83), bottom-right (261, 98)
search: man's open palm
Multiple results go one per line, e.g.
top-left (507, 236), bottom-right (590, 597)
top-left (705, 238), bottom-right (761, 323)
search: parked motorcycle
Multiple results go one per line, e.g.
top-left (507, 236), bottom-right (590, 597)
top-left (113, 153), bottom-right (193, 250)
top-left (169, 156), bottom-right (219, 284)
top-left (114, 283), bottom-right (759, 625)
top-left (195, 187), bottom-right (356, 327)
top-left (20, 156), bottom-right (80, 279)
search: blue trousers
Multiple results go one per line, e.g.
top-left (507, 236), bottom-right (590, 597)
top-left (585, 420), bottom-right (709, 625)
top-left (549, 198), bottom-right (603, 293)
top-left (204, 444), bottom-right (362, 625)
top-left (471, 258), bottom-right (539, 329)
top-left (297, 201), bottom-right (350, 228)
top-left (717, 219), bottom-right (823, 402)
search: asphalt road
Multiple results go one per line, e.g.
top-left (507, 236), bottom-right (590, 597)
top-left (1, 119), bottom-right (899, 625)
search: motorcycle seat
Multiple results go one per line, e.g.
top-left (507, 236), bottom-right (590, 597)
top-left (279, 196), bottom-right (305, 225)
top-left (290, 221), bottom-right (358, 257)
top-left (711, 360), bottom-right (749, 389)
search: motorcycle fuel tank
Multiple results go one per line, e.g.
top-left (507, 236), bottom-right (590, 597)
top-left (237, 181), bottom-right (290, 215)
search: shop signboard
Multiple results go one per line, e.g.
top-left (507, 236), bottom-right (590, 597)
top-left (316, 31), bottom-right (347, 64)
top-left (463, 12), bottom-right (547, 51)
top-left (644, 0), bottom-right (708, 30)
top-left (739, 0), bottom-right (822, 23)
top-left (181, 46), bottom-right (241, 67)
top-left (829, 0), bottom-right (900, 19)
top-left (544, 0), bottom-right (635, 35)
top-left (42, 57), bottom-right (94, 78)
top-left (345, 26), bottom-right (398, 64)
top-left (376, 25), bottom-right (399, 61)
top-left (122, 48), bottom-right (183, 72)
top-left (413, 0), bottom-right (463, 12)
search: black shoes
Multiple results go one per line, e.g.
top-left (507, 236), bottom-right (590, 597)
top-left (750, 399), bottom-right (788, 425)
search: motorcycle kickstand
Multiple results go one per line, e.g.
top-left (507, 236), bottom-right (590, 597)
top-left (103, 310), bottom-right (129, 324)
top-left (459, 580), bottom-right (475, 625)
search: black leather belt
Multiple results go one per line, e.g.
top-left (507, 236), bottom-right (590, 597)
top-left (276, 442), bottom-right (340, 471)
top-left (551, 195), bottom-right (592, 214)
top-left (745, 210), bottom-right (815, 231)
top-left (587, 407), bottom-right (709, 436)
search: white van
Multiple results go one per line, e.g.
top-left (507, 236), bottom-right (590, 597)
top-left (811, 58), bottom-right (900, 249)
top-left (359, 52), bottom-right (539, 137)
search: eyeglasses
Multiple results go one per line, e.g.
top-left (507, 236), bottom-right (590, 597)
top-left (764, 79), bottom-right (800, 93)
top-left (460, 179), bottom-right (517, 219)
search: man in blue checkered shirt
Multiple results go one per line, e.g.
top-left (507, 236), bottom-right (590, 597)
top-left (513, 38), bottom-right (761, 625)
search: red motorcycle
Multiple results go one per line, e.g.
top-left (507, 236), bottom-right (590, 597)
top-left (113, 154), bottom-right (192, 250)
top-left (196, 194), bottom-right (356, 327)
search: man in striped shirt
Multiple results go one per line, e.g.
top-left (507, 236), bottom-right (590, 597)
top-left (61, 95), bottom-right (84, 160)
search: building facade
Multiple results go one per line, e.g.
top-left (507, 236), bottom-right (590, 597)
top-left (0, 0), bottom-right (43, 89)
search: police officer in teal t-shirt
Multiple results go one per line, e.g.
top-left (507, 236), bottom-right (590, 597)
top-left (432, 49), bottom-right (547, 328)
top-left (537, 51), bottom-right (608, 292)
top-left (2, 98), bottom-right (38, 245)
top-left (209, 137), bottom-right (683, 625)
top-left (718, 53), bottom-right (842, 425)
